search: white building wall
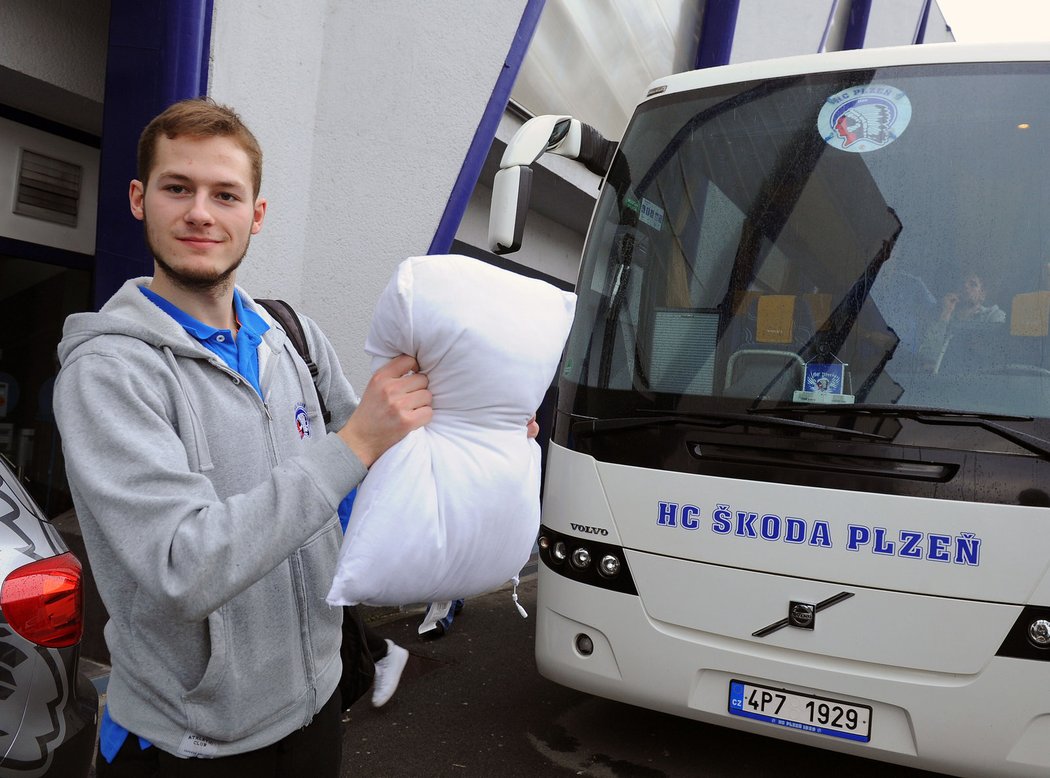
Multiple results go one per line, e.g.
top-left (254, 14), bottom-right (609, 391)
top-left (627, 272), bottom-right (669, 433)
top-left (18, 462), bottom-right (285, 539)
top-left (731, 1), bottom-right (954, 63)
top-left (730, 0), bottom-right (844, 63)
top-left (0, 0), bottom-right (108, 103)
top-left (513, 0), bottom-right (703, 143)
top-left (866, 0), bottom-right (954, 46)
top-left (209, 0), bottom-right (528, 382)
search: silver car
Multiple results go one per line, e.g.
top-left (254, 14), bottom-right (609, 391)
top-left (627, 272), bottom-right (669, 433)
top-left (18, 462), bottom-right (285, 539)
top-left (0, 456), bottom-right (97, 777)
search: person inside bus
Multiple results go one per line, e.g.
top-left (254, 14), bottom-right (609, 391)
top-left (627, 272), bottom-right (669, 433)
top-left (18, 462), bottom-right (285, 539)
top-left (918, 269), bottom-right (1006, 372)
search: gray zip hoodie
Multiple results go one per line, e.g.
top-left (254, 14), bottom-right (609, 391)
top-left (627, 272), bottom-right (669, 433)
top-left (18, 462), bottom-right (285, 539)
top-left (54, 278), bottom-right (367, 758)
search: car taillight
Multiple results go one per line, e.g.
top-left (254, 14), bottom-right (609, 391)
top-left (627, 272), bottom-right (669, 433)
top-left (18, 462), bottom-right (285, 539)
top-left (1, 552), bottom-right (84, 648)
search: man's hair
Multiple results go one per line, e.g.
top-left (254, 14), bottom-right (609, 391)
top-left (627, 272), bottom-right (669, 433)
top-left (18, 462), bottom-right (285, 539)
top-left (137, 97), bottom-right (263, 198)
top-left (956, 266), bottom-right (984, 287)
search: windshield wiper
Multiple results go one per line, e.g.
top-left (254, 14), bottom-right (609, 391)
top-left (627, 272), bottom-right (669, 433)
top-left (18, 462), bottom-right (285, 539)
top-left (749, 403), bottom-right (1050, 460)
top-left (575, 411), bottom-right (891, 441)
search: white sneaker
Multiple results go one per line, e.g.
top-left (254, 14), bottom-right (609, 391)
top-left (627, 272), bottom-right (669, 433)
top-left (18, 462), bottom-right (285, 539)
top-left (371, 639), bottom-right (409, 707)
top-left (417, 600), bottom-right (455, 637)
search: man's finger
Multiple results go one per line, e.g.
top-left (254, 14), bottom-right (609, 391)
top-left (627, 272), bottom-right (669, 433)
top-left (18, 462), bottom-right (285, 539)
top-left (399, 389), bottom-right (433, 411)
top-left (377, 354), bottom-right (420, 378)
top-left (394, 371), bottom-right (430, 394)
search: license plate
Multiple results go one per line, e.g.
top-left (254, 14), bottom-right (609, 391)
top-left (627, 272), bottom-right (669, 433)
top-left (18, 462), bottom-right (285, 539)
top-left (728, 680), bottom-right (872, 742)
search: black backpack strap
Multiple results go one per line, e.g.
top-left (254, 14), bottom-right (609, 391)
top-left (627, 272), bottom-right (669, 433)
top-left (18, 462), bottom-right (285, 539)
top-left (256, 298), bottom-right (332, 425)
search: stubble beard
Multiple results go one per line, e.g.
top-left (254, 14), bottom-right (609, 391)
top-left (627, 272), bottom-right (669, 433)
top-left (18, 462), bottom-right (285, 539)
top-left (145, 217), bottom-right (250, 294)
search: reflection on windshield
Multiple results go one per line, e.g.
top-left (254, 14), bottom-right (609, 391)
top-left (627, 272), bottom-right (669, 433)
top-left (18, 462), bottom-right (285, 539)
top-left (565, 63), bottom-right (1050, 422)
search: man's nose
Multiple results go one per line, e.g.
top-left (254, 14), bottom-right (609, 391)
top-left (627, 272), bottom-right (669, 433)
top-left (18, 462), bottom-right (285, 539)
top-left (184, 193), bottom-right (215, 225)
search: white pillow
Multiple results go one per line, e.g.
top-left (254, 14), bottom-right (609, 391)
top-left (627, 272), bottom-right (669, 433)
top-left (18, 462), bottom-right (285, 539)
top-left (326, 255), bottom-right (576, 606)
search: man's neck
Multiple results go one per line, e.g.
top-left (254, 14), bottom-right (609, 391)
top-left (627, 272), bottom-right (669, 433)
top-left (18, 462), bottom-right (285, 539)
top-left (147, 273), bottom-right (238, 331)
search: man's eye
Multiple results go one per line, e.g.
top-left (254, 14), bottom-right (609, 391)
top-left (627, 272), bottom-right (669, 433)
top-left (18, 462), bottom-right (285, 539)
top-left (166, 185), bottom-right (188, 194)
top-left (217, 192), bottom-right (239, 202)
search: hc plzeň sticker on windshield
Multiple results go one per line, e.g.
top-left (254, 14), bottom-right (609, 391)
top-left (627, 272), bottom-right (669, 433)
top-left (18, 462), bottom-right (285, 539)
top-left (794, 359), bottom-right (855, 404)
top-left (817, 84), bottom-right (912, 153)
top-left (805, 362), bottom-right (844, 393)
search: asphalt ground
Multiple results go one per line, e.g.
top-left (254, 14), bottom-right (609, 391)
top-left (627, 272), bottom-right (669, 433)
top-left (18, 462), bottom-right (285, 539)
top-left (344, 571), bottom-right (584, 777)
top-left (341, 573), bottom-right (943, 778)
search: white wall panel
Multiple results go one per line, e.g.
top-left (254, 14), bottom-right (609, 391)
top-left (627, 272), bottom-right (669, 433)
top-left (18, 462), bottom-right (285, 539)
top-left (210, 1), bottom-right (528, 382)
top-left (513, 0), bottom-right (702, 141)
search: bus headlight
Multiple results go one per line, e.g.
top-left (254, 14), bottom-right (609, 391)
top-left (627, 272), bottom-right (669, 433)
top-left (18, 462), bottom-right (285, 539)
top-left (571, 547), bottom-right (592, 569)
top-left (598, 554), bottom-right (621, 577)
top-left (536, 524), bottom-right (637, 596)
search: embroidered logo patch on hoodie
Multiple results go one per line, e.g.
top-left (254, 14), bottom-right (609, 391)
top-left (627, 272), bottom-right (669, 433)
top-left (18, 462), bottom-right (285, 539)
top-left (294, 402), bottom-right (312, 439)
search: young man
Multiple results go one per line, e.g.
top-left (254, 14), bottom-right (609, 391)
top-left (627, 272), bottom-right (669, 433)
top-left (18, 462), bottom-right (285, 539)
top-left (53, 98), bottom-right (432, 776)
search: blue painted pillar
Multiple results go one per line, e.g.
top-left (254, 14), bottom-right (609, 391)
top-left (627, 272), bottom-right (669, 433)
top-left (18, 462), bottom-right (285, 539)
top-left (695, 0), bottom-right (740, 70)
top-left (93, 0), bottom-right (214, 309)
top-left (913, 0), bottom-right (933, 44)
top-left (842, 0), bottom-right (873, 50)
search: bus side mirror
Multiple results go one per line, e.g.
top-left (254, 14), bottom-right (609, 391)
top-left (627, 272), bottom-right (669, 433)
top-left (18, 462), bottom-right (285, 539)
top-left (488, 165), bottom-right (533, 255)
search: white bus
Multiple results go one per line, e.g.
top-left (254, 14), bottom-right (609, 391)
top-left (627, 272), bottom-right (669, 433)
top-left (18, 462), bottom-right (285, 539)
top-left (491, 42), bottom-right (1050, 777)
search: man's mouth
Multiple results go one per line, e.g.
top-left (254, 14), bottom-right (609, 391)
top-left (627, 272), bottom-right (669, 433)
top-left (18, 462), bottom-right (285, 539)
top-left (177, 236), bottom-right (222, 247)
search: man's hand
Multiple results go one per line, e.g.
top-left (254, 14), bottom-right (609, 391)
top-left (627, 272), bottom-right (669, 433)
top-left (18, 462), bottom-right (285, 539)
top-left (338, 355), bottom-right (433, 467)
top-left (527, 415), bottom-right (540, 439)
top-left (940, 292), bottom-right (959, 321)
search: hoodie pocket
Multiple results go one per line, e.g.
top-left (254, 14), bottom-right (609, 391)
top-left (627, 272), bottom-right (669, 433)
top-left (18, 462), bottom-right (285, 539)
top-left (182, 609), bottom-right (230, 704)
top-left (182, 564), bottom-right (311, 742)
top-left (299, 519), bottom-right (343, 681)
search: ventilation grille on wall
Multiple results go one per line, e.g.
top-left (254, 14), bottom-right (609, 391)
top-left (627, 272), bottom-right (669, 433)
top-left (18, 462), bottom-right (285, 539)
top-left (13, 149), bottom-right (82, 228)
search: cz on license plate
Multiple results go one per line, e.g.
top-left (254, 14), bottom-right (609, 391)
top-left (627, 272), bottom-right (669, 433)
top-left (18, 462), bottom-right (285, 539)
top-left (728, 680), bottom-right (871, 742)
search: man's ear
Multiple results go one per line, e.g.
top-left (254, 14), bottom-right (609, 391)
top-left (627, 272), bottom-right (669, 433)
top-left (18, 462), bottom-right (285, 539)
top-left (129, 180), bottom-right (145, 222)
top-left (251, 197), bottom-right (267, 235)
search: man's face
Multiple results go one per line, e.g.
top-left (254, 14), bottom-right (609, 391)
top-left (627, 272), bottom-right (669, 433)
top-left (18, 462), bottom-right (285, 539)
top-left (129, 134), bottom-right (266, 290)
top-left (961, 274), bottom-right (985, 306)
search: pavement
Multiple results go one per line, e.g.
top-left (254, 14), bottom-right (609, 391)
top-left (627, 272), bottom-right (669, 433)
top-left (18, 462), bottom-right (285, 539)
top-left (337, 561), bottom-right (592, 777)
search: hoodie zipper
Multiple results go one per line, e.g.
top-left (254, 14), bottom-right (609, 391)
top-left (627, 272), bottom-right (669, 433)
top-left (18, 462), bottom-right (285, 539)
top-left (213, 351), bottom-right (322, 721)
top-left (207, 358), bottom-right (278, 459)
top-left (209, 355), bottom-right (316, 717)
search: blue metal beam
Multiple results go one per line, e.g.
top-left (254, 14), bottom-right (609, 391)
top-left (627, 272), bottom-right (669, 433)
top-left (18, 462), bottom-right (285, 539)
top-left (842, 0), bottom-right (873, 50)
top-left (427, 0), bottom-right (546, 256)
top-left (913, 0), bottom-right (933, 44)
top-left (695, 0), bottom-right (741, 69)
top-left (93, 0), bottom-right (214, 309)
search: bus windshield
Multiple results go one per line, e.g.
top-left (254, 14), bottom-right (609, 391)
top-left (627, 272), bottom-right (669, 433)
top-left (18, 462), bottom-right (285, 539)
top-left (565, 63), bottom-right (1050, 425)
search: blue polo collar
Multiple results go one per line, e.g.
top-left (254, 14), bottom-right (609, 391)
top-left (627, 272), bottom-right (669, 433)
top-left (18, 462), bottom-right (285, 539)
top-left (139, 285), bottom-right (270, 395)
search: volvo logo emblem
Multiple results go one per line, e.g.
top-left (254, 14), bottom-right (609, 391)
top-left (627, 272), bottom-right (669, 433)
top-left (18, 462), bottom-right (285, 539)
top-left (752, 592), bottom-right (854, 638)
top-left (789, 601), bottom-right (815, 629)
